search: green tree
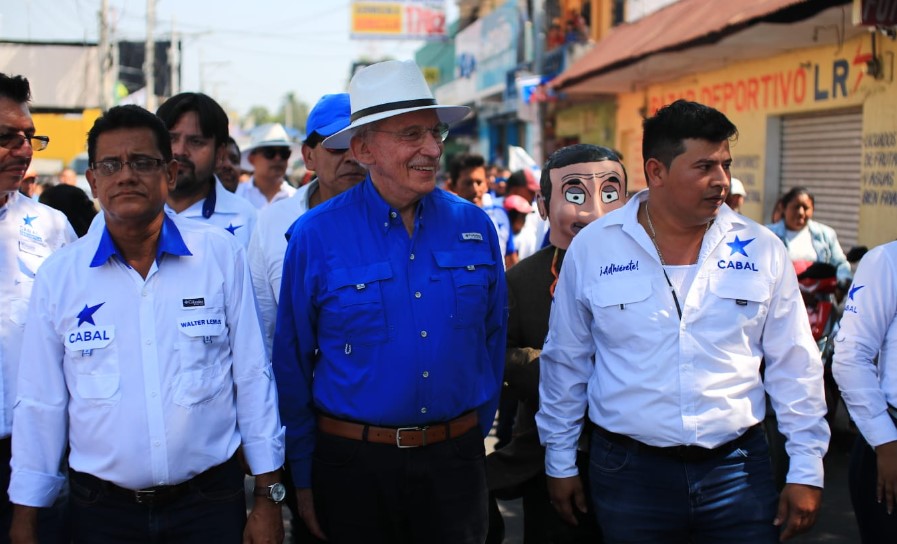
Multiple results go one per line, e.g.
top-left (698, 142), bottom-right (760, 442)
top-left (280, 93), bottom-right (310, 134)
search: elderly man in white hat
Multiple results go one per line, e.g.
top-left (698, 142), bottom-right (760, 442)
top-left (236, 123), bottom-right (299, 208)
top-left (272, 60), bottom-right (508, 543)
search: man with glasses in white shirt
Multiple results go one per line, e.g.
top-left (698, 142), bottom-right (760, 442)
top-left (9, 105), bottom-right (285, 543)
top-left (0, 72), bottom-right (75, 544)
top-left (237, 124), bottom-right (298, 209)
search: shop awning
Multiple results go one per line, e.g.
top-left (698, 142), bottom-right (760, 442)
top-left (553, 0), bottom-right (860, 95)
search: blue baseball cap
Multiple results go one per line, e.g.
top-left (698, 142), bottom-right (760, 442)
top-left (305, 93), bottom-right (352, 141)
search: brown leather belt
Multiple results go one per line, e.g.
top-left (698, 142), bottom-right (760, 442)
top-left (317, 411), bottom-right (478, 448)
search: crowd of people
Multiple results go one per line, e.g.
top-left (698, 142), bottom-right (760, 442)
top-left (0, 58), bottom-right (895, 544)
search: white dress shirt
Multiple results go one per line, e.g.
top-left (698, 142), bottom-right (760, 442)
top-left (248, 180), bottom-right (316, 357)
top-left (0, 193), bottom-right (76, 438)
top-left (165, 178), bottom-right (258, 248)
top-left (833, 241), bottom-right (897, 447)
top-left (536, 189), bottom-right (829, 487)
top-left (235, 177), bottom-right (296, 209)
top-left (9, 215), bottom-right (284, 507)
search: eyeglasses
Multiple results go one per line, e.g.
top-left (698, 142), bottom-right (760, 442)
top-left (0, 133), bottom-right (50, 152)
top-left (258, 147), bottom-right (291, 160)
top-left (90, 158), bottom-right (167, 177)
top-left (370, 122), bottom-right (450, 144)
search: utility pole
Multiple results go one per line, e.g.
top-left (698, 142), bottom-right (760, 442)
top-left (145, 0), bottom-right (156, 111)
top-left (532, 0), bottom-right (545, 165)
top-left (169, 15), bottom-right (179, 97)
top-left (98, 0), bottom-right (110, 110)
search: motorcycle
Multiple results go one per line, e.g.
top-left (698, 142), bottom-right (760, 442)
top-left (793, 260), bottom-right (842, 422)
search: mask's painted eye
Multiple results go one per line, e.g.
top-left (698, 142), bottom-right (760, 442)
top-left (565, 186), bottom-right (586, 205)
top-left (601, 189), bottom-right (620, 203)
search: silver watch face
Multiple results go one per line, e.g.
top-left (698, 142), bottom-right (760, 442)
top-left (270, 482), bottom-right (287, 502)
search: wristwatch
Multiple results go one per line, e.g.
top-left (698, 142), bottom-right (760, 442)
top-left (253, 482), bottom-right (287, 504)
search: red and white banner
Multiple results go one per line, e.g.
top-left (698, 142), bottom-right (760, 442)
top-left (350, 0), bottom-right (447, 40)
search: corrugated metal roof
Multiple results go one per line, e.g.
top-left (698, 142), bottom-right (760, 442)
top-left (552, 0), bottom-right (853, 93)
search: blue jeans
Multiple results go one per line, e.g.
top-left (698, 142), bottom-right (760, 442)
top-left (67, 457), bottom-right (246, 544)
top-left (848, 434), bottom-right (897, 543)
top-left (588, 427), bottom-right (779, 543)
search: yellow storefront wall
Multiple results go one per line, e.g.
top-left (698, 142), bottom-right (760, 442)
top-left (32, 109), bottom-right (102, 170)
top-left (555, 101), bottom-right (617, 147)
top-left (613, 34), bottom-right (897, 247)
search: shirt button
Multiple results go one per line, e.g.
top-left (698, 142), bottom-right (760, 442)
top-left (420, 407), bottom-right (427, 414)
top-left (145, 339), bottom-right (151, 345)
top-left (141, 290), bottom-right (148, 297)
top-left (390, 211), bottom-right (397, 218)
top-left (422, 371), bottom-right (429, 378)
top-left (153, 441), bottom-right (160, 447)
top-left (383, 222), bottom-right (389, 228)
top-left (409, 254), bottom-right (415, 261)
top-left (420, 330), bottom-right (427, 338)
top-left (151, 391), bottom-right (157, 397)
top-left (414, 291), bottom-right (422, 299)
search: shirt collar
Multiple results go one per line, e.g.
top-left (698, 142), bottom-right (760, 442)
top-left (362, 176), bottom-right (427, 233)
top-left (201, 177), bottom-right (218, 218)
top-left (90, 213), bottom-right (192, 268)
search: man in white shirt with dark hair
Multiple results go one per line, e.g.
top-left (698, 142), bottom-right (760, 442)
top-left (9, 104), bottom-right (285, 543)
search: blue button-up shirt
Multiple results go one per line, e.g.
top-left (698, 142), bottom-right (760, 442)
top-left (273, 178), bottom-right (507, 487)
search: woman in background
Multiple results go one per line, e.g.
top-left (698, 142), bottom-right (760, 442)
top-left (766, 186), bottom-right (851, 285)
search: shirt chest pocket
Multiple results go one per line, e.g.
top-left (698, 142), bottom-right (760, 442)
top-left (588, 275), bottom-right (658, 343)
top-left (433, 250), bottom-right (494, 329)
top-left (173, 303), bottom-right (230, 407)
top-left (708, 273), bottom-right (771, 327)
top-left (65, 328), bottom-right (120, 404)
top-left (327, 263), bottom-right (392, 345)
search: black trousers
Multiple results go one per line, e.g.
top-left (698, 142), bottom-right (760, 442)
top-left (312, 426), bottom-right (488, 544)
top-left (849, 434), bottom-right (897, 544)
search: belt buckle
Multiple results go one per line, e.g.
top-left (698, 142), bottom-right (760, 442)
top-left (395, 426), bottom-right (427, 448)
top-left (134, 489), bottom-right (156, 504)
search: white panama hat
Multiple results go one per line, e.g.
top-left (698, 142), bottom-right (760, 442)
top-left (323, 60), bottom-right (471, 149)
top-left (240, 123), bottom-right (301, 172)
top-left (729, 177), bottom-right (746, 196)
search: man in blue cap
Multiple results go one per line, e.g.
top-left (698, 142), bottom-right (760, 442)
top-left (249, 93), bottom-right (366, 357)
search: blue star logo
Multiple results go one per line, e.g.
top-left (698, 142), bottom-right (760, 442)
top-left (726, 235), bottom-right (755, 257)
top-left (225, 223), bottom-right (243, 235)
top-left (848, 284), bottom-right (864, 301)
top-left (22, 215), bottom-right (36, 226)
top-left (76, 302), bottom-right (105, 327)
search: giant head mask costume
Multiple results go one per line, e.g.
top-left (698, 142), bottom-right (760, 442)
top-left (536, 144), bottom-right (628, 249)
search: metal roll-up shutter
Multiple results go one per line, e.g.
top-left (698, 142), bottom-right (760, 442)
top-left (780, 107), bottom-right (862, 249)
